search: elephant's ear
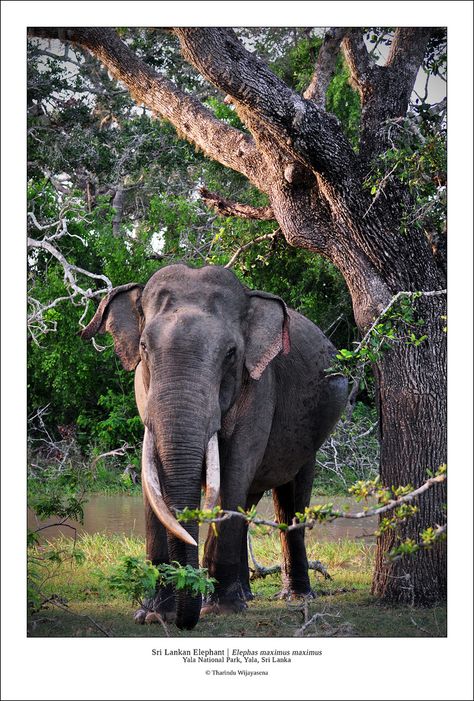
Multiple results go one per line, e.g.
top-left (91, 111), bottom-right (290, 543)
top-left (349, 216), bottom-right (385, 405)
top-left (244, 290), bottom-right (291, 380)
top-left (81, 283), bottom-right (144, 371)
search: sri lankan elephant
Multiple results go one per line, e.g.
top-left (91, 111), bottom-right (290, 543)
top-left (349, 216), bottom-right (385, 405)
top-left (82, 264), bottom-right (347, 630)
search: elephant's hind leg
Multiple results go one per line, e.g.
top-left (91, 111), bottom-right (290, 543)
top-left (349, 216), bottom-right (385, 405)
top-left (273, 460), bottom-right (315, 599)
top-left (134, 495), bottom-right (175, 624)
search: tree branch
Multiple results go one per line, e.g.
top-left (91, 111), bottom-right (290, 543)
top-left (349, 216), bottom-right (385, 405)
top-left (111, 185), bottom-right (124, 237)
top-left (344, 28), bottom-right (432, 163)
top-left (27, 226), bottom-right (112, 345)
top-left (386, 27), bottom-right (431, 72)
top-left (304, 28), bottom-right (347, 106)
top-left (179, 473), bottom-right (446, 532)
top-left (223, 229), bottom-right (280, 270)
top-left (341, 29), bottom-right (376, 97)
top-left (174, 28), bottom-right (358, 185)
top-left (28, 28), bottom-right (265, 190)
top-left (199, 186), bottom-right (274, 220)
top-left (90, 443), bottom-right (132, 475)
top-left (246, 531), bottom-right (331, 582)
top-left (28, 237), bottom-right (112, 294)
top-left (352, 289), bottom-right (447, 359)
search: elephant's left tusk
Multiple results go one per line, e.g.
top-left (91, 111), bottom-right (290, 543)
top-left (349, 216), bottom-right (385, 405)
top-left (142, 427), bottom-right (197, 547)
top-left (134, 362), bottom-right (147, 422)
top-left (203, 432), bottom-right (220, 510)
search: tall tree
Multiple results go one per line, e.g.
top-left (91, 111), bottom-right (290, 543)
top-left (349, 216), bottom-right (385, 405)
top-left (28, 26), bottom-right (447, 604)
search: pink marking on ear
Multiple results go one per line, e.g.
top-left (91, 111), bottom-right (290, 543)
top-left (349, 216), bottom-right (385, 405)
top-left (249, 335), bottom-right (282, 380)
top-left (282, 314), bottom-right (291, 355)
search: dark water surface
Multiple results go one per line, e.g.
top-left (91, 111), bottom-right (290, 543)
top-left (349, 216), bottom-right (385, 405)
top-left (28, 493), bottom-right (377, 543)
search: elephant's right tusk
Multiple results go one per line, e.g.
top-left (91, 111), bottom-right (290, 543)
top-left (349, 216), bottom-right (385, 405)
top-left (141, 427), bottom-right (197, 547)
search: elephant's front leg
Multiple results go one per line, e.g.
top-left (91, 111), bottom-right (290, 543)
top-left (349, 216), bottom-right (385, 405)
top-left (201, 512), bottom-right (249, 615)
top-left (202, 490), bottom-right (263, 611)
top-left (134, 495), bottom-right (175, 624)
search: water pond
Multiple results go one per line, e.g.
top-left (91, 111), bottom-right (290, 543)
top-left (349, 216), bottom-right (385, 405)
top-left (28, 493), bottom-right (377, 543)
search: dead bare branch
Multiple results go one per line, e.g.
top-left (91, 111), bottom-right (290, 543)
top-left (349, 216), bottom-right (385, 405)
top-left (27, 212), bottom-right (113, 343)
top-left (223, 229), bottom-right (280, 270)
top-left (294, 609), bottom-right (345, 637)
top-left (90, 444), bottom-right (133, 475)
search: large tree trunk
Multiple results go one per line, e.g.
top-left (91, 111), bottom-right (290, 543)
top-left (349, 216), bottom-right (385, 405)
top-left (371, 294), bottom-right (447, 603)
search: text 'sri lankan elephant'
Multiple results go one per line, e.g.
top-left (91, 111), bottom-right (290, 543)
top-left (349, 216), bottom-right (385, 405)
top-left (82, 264), bottom-right (347, 630)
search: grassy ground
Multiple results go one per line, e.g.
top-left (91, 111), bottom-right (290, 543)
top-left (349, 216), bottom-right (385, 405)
top-left (28, 532), bottom-right (446, 638)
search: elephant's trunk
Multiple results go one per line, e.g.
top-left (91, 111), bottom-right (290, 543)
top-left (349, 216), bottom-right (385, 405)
top-left (141, 428), bottom-right (198, 546)
top-left (156, 439), bottom-right (204, 630)
top-left (146, 378), bottom-right (221, 630)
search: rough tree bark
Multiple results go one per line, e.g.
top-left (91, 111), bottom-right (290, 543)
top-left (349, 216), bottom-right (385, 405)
top-left (28, 26), bottom-right (447, 604)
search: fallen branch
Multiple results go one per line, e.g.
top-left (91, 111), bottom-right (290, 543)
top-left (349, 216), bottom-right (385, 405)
top-left (42, 597), bottom-right (112, 637)
top-left (250, 560), bottom-right (332, 581)
top-left (247, 527), bottom-right (331, 582)
top-left (294, 610), bottom-right (342, 637)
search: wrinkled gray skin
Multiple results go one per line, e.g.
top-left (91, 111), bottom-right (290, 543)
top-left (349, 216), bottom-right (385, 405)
top-left (82, 264), bottom-right (347, 630)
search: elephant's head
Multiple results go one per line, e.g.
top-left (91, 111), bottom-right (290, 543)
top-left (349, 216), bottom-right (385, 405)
top-left (81, 264), bottom-right (290, 628)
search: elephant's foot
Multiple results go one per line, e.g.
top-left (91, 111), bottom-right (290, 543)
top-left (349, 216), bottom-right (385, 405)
top-left (241, 585), bottom-right (254, 601)
top-left (134, 610), bottom-right (175, 625)
top-left (201, 598), bottom-right (248, 616)
top-left (134, 588), bottom-right (176, 625)
top-left (274, 588), bottom-right (316, 601)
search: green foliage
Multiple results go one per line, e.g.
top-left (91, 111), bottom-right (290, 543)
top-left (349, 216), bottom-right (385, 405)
top-left (389, 525), bottom-right (447, 560)
top-left (100, 556), bottom-right (158, 605)
top-left (156, 562), bottom-right (216, 598)
top-left (177, 505), bottom-right (223, 524)
top-left (27, 464), bottom-right (90, 614)
top-left (365, 109), bottom-right (446, 242)
top-left (100, 556), bottom-right (216, 605)
top-left (77, 388), bottom-right (143, 450)
top-left (377, 505), bottom-right (419, 535)
top-left (428, 463), bottom-right (447, 478)
top-left (325, 57), bottom-right (361, 147)
top-left (28, 466), bottom-right (88, 524)
top-left (205, 96), bottom-right (245, 130)
top-left (296, 503), bottom-right (337, 523)
top-left (328, 292), bottom-right (428, 382)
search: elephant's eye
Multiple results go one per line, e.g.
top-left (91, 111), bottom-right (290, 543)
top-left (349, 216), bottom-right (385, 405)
top-left (225, 347), bottom-right (236, 361)
top-left (140, 341), bottom-right (147, 352)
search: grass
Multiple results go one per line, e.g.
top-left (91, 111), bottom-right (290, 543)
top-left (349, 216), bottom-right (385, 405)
top-left (27, 531), bottom-right (446, 639)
